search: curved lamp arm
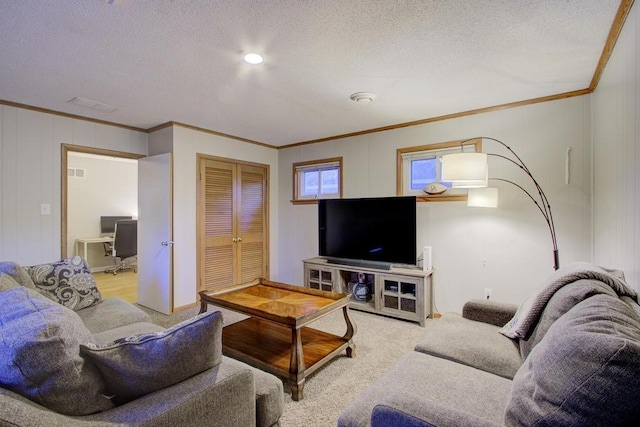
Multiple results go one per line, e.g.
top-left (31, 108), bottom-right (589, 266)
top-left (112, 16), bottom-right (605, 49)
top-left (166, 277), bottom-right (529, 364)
top-left (457, 137), bottom-right (559, 270)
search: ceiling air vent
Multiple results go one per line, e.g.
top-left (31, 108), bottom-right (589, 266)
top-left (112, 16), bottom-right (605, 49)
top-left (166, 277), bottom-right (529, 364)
top-left (68, 168), bottom-right (86, 178)
top-left (68, 97), bottom-right (118, 113)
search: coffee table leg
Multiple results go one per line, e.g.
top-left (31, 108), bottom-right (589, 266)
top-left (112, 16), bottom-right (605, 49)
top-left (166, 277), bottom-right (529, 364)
top-left (198, 300), bottom-right (208, 314)
top-left (289, 328), bottom-right (305, 401)
top-left (342, 306), bottom-right (357, 358)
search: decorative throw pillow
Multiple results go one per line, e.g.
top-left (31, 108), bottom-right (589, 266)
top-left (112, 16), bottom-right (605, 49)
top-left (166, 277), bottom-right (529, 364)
top-left (26, 256), bottom-right (102, 311)
top-left (0, 286), bottom-right (113, 415)
top-left (0, 261), bottom-right (37, 289)
top-left (505, 294), bottom-right (640, 426)
top-left (81, 310), bottom-right (223, 404)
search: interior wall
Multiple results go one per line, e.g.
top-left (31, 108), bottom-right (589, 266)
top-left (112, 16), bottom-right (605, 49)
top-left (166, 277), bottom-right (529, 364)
top-left (278, 96), bottom-right (593, 313)
top-left (157, 126), bottom-right (279, 309)
top-left (148, 126), bottom-right (173, 155)
top-left (67, 153), bottom-right (138, 270)
top-left (592, 0), bottom-right (639, 292)
top-left (0, 104), bottom-right (147, 265)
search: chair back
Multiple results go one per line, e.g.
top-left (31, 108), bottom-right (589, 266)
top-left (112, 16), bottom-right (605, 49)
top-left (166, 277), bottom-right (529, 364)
top-left (113, 220), bottom-right (137, 259)
top-left (100, 215), bottom-right (133, 237)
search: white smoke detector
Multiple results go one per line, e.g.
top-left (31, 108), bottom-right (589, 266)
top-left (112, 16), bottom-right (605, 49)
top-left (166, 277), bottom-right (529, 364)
top-left (350, 92), bottom-right (376, 103)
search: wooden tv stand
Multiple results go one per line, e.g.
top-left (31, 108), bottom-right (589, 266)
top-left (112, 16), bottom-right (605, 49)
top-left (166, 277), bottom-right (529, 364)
top-left (303, 257), bottom-right (433, 326)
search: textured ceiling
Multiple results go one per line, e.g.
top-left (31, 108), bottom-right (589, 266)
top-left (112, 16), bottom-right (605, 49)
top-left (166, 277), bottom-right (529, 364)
top-left (0, 1), bottom-right (622, 146)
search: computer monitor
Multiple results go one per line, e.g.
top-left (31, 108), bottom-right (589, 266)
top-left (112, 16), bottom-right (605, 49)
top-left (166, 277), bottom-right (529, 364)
top-left (100, 216), bottom-right (133, 237)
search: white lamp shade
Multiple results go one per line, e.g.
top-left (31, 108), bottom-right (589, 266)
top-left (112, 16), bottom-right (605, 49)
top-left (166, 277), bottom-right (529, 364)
top-left (451, 177), bottom-right (489, 188)
top-left (441, 153), bottom-right (488, 187)
top-left (467, 187), bottom-right (499, 208)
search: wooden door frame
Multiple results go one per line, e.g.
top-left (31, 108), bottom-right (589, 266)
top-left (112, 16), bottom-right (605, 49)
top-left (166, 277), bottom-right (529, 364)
top-left (60, 144), bottom-right (145, 259)
top-left (196, 153), bottom-right (270, 295)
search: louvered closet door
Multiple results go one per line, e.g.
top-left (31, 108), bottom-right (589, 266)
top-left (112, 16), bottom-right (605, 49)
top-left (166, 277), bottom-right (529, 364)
top-left (238, 164), bottom-right (268, 283)
top-left (199, 158), bottom-right (268, 293)
top-left (201, 159), bottom-right (236, 292)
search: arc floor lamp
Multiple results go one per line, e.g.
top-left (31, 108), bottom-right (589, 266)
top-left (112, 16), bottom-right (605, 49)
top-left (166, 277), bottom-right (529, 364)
top-left (441, 137), bottom-right (559, 271)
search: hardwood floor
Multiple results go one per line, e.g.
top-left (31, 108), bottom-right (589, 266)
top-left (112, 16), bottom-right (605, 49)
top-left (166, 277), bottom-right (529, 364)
top-left (93, 270), bottom-right (137, 303)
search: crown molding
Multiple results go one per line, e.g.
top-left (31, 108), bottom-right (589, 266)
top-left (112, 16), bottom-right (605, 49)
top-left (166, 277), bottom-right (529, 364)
top-left (279, 88), bottom-right (592, 149)
top-left (0, 99), bottom-right (147, 133)
top-left (151, 121), bottom-right (277, 149)
top-left (590, 0), bottom-right (635, 91)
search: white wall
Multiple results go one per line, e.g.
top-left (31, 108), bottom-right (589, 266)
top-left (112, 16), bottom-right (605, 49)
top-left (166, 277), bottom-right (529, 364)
top-left (592, 1), bottom-right (640, 293)
top-left (67, 153), bottom-right (138, 270)
top-left (154, 125), bottom-right (279, 310)
top-left (0, 105), bottom-right (147, 265)
top-left (148, 126), bottom-right (173, 155)
top-left (278, 96), bottom-right (593, 313)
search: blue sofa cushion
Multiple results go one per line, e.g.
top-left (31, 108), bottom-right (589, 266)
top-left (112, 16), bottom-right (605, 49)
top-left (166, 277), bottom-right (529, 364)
top-left (0, 286), bottom-right (113, 415)
top-left (371, 404), bottom-right (434, 427)
top-left (81, 310), bottom-right (223, 404)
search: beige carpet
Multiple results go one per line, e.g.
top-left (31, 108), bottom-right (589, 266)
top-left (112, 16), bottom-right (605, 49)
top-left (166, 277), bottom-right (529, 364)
top-left (137, 303), bottom-right (431, 427)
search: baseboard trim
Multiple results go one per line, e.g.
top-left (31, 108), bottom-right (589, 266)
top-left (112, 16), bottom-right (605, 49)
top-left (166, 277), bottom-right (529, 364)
top-left (173, 302), bottom-right (199, 313)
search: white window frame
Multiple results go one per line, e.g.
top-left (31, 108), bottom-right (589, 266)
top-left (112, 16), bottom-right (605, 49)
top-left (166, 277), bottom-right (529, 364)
top-left (292, 157), bottom-right (342, 204)
top-left (396, 139), bottom-right (482, 202)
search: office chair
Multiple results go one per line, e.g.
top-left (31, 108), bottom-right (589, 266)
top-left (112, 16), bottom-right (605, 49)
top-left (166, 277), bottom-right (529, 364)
top-left (105, 219), bottom-right (138, 275)
top-left (101, 215), bottom-right (133, 257)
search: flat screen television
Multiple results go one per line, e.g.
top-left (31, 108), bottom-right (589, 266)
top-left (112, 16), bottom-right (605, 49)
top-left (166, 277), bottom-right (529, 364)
top-left (318, 196), bottom-right (417, 269)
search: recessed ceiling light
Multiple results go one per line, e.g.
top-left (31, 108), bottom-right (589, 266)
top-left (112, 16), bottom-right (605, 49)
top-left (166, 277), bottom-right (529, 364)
top-left (350, 92), bottom-right (376, 103)
top-left (244, 53), bottom-right (264, 64)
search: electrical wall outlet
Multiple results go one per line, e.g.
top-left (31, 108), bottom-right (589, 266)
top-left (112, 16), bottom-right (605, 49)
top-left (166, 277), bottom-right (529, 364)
top-left (484, 288), bottom-right (492, 300)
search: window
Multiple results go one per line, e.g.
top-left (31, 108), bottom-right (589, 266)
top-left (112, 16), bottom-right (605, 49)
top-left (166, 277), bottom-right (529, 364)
top-left (293, 157), bottom-right (342, 203)
top-left (397, 139), bottom-right (481, 202)
top-left (408, 157), bottom-right (450, 191)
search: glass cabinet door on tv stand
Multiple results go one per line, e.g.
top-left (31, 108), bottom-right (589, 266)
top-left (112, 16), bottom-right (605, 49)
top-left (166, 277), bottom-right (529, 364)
top-left (379, 274), bottom-right (423, 323)
top-left (302, 257), bottom-right (433, 327)
top-left (305, 265), bottom-right (335, 292)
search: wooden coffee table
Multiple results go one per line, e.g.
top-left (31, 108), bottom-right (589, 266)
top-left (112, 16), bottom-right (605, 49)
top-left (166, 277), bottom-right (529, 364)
top-left (199, 278), bottom-right (356, 401)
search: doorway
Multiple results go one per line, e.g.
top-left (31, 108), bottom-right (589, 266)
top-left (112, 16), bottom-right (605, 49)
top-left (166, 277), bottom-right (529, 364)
top-left (62, 144), bottom-right (144, 302)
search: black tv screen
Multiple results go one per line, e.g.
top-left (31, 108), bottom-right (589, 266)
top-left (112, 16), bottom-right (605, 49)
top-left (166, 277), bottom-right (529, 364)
top-left (318, 196), bottom-right (417, 267)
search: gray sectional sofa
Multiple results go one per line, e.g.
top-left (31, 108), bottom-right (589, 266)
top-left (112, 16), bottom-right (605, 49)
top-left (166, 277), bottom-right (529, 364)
top-left (0, 257), bottom-right (284, 427)
top-left (338, 262), bottom-right (640, 426)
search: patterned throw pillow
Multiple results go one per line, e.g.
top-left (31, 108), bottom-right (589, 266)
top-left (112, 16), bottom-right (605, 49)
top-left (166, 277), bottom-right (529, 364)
top-left (0, 286), bottom-right (113, 415)
top-left (26, 256), bottom-right (102, 311)
top-left (81, 311), bottom-right (223, 404)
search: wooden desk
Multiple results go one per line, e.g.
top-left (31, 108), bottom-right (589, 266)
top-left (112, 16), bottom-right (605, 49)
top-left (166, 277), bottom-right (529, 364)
top-left (199, 278), bottom-right (356, 401)
top-left (75, 236), bottom-right (113, 262)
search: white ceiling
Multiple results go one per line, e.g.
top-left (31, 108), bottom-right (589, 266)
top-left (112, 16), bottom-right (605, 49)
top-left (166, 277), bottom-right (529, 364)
top-left (0, 1), bottom-right (621, 147)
